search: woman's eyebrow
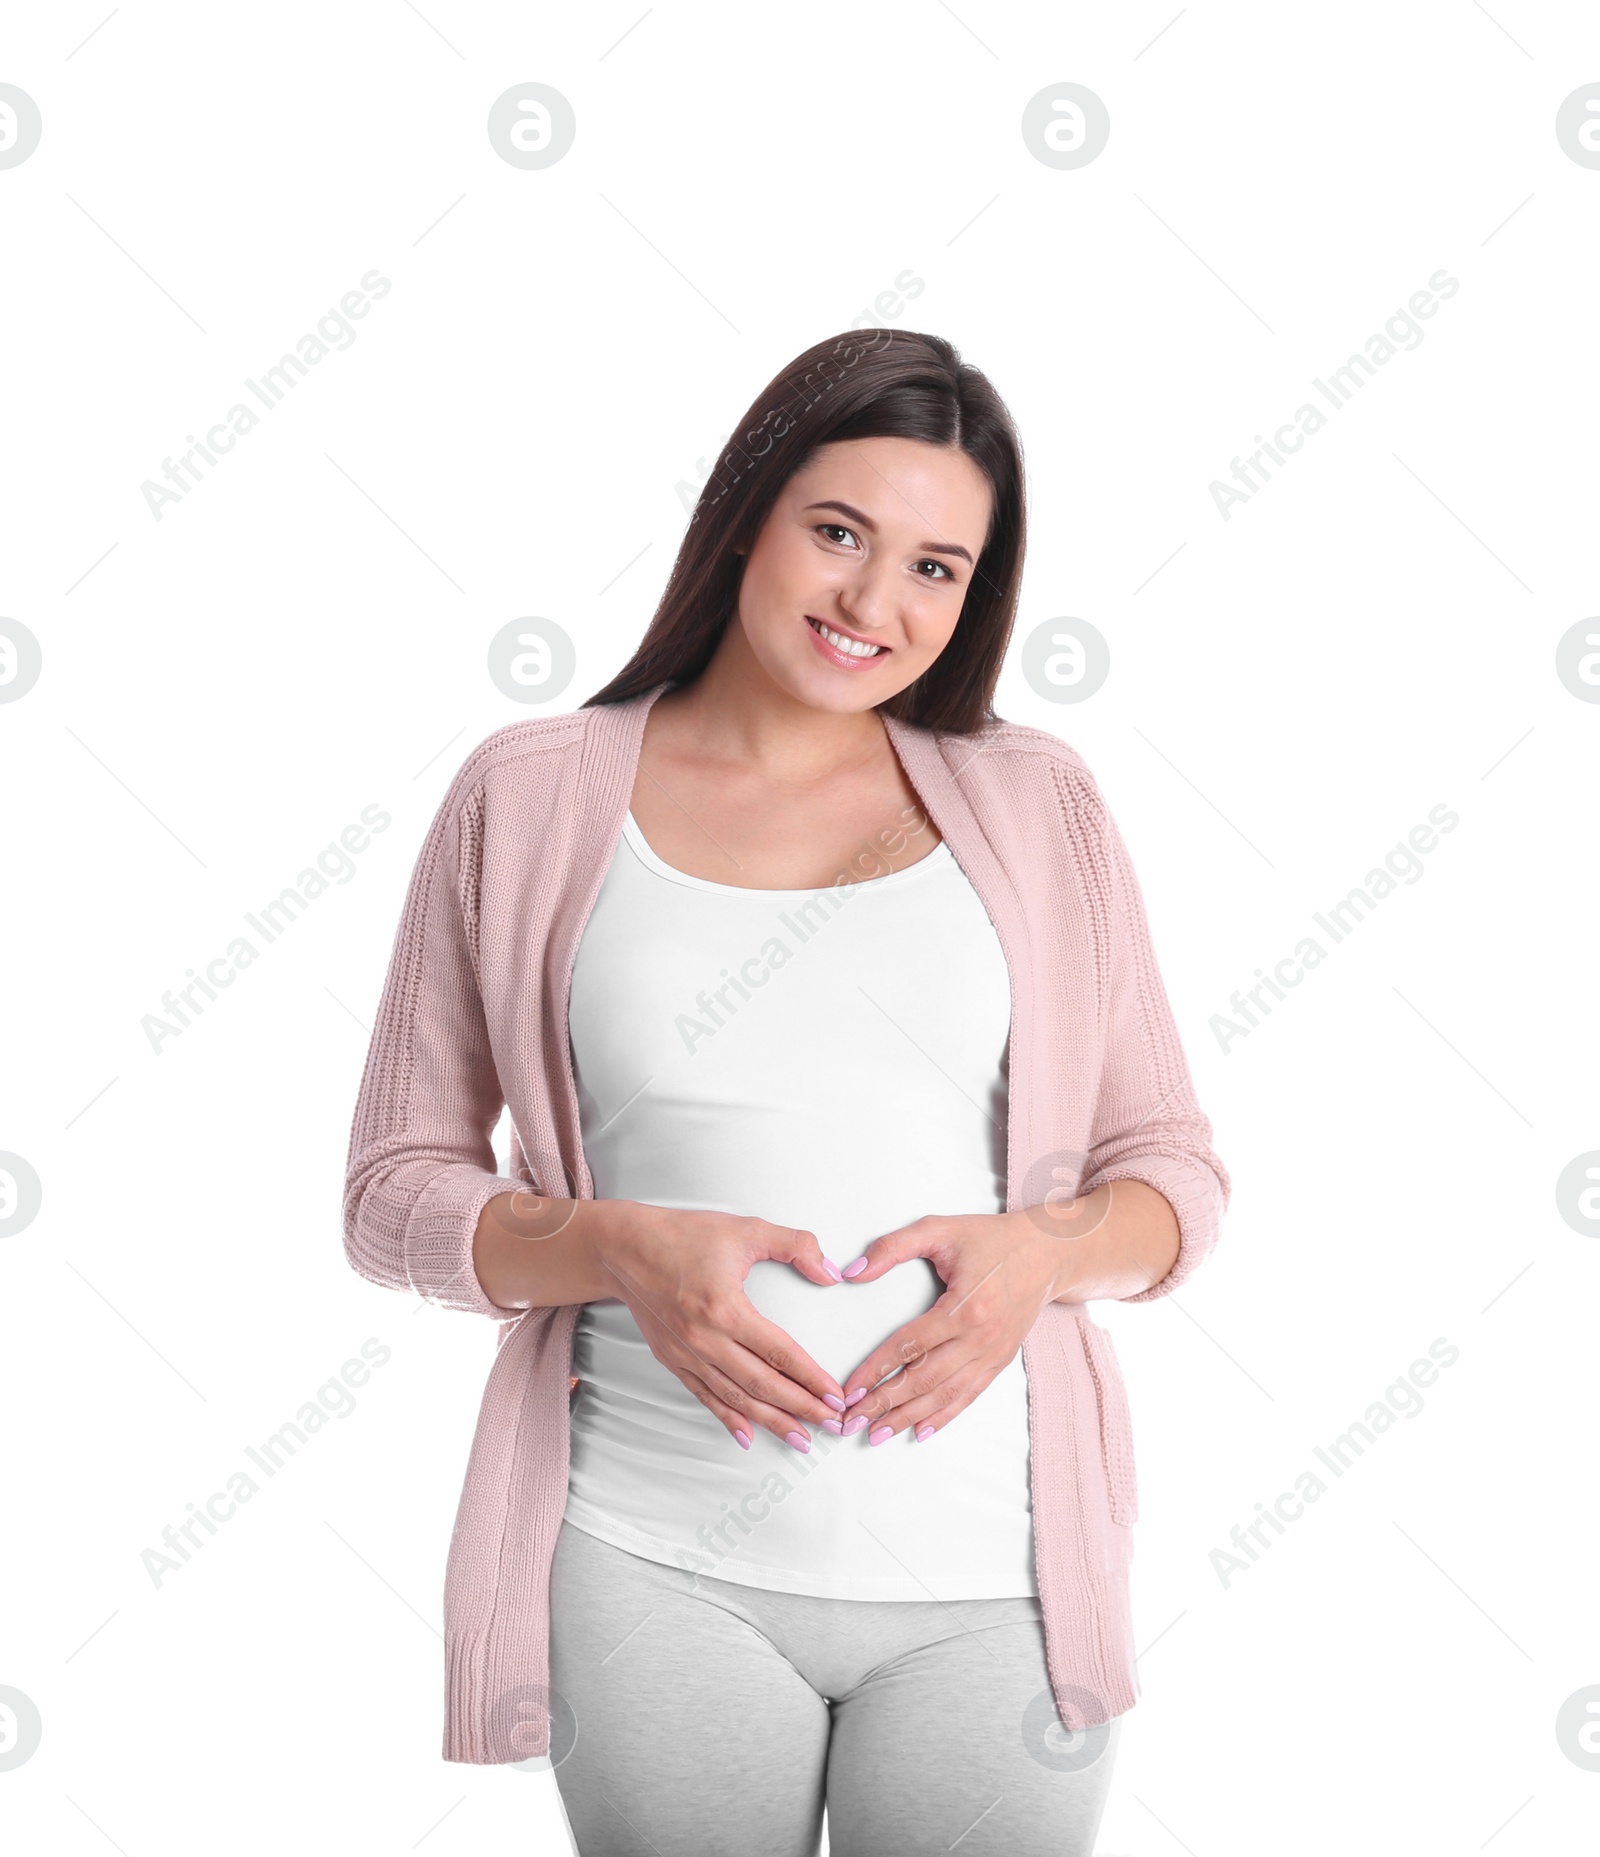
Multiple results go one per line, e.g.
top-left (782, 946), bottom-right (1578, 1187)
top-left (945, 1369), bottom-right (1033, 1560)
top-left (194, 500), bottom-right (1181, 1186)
top-left (802, 499), bottom-right (974, 567)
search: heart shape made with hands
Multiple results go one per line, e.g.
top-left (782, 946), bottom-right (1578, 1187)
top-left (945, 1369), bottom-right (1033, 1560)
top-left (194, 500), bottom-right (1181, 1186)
top-left (741, 1254), bottom-right (942, 1391)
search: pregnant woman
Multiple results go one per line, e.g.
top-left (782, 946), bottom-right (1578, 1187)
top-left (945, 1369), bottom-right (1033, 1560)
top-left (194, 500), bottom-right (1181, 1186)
top-left (343, 328), bottom-right (1230, 1857)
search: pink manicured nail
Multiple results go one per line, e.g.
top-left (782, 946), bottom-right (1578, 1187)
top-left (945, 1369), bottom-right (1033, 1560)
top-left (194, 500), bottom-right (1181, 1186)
top-left (868, 1425), bottom-right (893, 1447)
top-left (821, 1418), bottom-right (843, 1434)
top-left (842, 1257), bottom-right (868, 1278)
top-left (734, 1429), bottom-right (751, 1449)
top-left (844, 1386), bottom-right (867, 1407)
top-left (822, 1259), bottom-right (843, 1281)
top-left (785, 1430), bottom-right (811, 1453)
top-left (914, 1422), bottom-right (935, 1442)
top-left (841, 1414), bottom-right (868, 1437)
top-left (822, 1392), bottom-right (846, 1412)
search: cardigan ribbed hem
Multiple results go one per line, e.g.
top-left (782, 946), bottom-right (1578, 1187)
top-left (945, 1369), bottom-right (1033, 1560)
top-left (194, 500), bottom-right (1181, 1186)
top-left (406, 1164), bottom-right (534, 1319)
top-left (1088, 1152), bottom-right (1228, 1302)
top-left (444, 1628), bottom-right (560, 1763)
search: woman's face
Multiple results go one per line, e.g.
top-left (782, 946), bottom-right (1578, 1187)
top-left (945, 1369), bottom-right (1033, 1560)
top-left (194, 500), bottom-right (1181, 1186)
top-left (732, 435), bottom-right (995, 712)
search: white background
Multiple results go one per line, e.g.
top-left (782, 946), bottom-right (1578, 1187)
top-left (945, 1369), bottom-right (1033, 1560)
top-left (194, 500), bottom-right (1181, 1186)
top-left (2, 3), bottom-right (1597, 1852)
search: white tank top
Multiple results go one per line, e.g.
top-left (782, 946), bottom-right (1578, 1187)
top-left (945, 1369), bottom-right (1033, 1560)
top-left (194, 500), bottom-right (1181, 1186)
top-left (562, 811), bottom-right (1036, 1600)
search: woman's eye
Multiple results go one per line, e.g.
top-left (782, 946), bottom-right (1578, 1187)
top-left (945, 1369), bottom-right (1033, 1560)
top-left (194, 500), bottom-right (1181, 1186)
top-left (916, 559), bottom-right (954, 581)
top-left (818, 522), bottom-right (858, 548)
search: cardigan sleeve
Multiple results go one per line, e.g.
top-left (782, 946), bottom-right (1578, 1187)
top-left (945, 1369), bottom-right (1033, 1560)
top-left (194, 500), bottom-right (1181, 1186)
top-left (1068, 766), bottom-right (1231, 1302)
top-left (342, 774), bottom-right (528, 1320)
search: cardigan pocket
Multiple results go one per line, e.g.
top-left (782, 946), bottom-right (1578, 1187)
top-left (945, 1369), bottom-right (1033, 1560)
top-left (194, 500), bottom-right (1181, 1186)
top-left (1079, 1318), bottom-right (1139, 1526)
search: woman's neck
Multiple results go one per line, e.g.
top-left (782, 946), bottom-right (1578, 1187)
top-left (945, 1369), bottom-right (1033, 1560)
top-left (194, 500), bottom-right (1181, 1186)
top-left (655, 622), bottom-right (888, 785)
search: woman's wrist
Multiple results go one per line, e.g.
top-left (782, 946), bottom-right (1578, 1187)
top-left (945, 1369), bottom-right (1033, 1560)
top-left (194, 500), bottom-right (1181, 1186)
top-left (1040, 1180), bottom-right (1180, 1302)
top-left (471, 1191), bottom-right (643, 1311)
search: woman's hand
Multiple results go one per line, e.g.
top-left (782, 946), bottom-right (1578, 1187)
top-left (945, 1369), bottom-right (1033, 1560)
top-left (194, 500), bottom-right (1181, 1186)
top-left (835, 1181), bottom-right (1179, 1442)
top-left (833, 1210), bottom-right (1061, 1444)
top-left (593, 1202), bottom-right (848, 1452)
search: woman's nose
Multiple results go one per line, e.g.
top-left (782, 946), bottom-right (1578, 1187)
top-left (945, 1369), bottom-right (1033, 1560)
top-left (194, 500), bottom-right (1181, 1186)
top-left (835, 565), bottom-right (900, 633)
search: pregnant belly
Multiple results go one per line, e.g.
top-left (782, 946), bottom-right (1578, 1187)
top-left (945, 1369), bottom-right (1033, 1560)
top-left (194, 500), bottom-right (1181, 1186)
top-left (741, 1256), bottom-right (943, 1386)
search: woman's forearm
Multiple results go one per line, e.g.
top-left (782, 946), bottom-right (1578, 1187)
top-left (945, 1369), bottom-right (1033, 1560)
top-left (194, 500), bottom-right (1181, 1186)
top-left (471, 1192), bottom-right (628, 1311)
top-left (471, 1178), bottom-right (1181, 1313)
top-left (1042, 1178), bottom-right (1181, 1302)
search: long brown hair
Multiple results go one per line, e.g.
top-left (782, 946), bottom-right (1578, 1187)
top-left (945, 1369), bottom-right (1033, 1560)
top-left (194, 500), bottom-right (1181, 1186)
top-left (582, 328), bottom-right (1027, 734)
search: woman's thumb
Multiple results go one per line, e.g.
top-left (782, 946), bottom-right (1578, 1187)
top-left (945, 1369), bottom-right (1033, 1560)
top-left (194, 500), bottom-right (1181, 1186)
top-left (840, 1225), bottom-right (917, 1283)
top-left (780, 1228), bottom-right (845, 1286)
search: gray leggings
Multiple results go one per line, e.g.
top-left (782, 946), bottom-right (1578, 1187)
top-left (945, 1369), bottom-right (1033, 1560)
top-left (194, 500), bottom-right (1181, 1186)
top-left (546, 1518), bottom-right (1121, 1856)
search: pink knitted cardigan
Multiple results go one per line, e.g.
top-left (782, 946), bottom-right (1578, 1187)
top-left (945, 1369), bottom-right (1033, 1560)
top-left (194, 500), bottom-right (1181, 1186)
top-left (342, 680), bottom-right (1229, 1764)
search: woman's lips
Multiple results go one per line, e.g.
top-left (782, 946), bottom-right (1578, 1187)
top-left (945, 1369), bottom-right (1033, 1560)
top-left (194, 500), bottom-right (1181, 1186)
top-left (806, 615), bottom-right (889, 670)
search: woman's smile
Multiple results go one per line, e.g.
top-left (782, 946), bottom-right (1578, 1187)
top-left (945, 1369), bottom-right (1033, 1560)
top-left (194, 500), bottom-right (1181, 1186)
top-left (805, 613), bottom-right (891, 668)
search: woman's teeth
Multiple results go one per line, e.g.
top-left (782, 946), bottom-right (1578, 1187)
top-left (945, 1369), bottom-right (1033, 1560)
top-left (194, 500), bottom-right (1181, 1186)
top-left (809, 618), bottom-right (884, 658)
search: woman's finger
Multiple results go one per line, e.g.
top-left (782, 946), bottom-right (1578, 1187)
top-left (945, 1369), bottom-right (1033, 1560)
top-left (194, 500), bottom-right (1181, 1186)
top-left (841, 1335), bottom-right (973, 1434)
top-left (855, 1366), bottom-right (994, 1442)
top-left (840, 1306), bottom-right (967, 1414)
top-left (673, 1367), bottom-right (757, 1449)
top-left (837, 1214), bottom-right (941, 1285)
top-left (672, 1357), bottom-right (822, 1452)
top-left (623, 1277), bottom-right (843, 1424)
top-left (640, 1311), bottom-right (838, 1443)
top-left (723, 1303), bottom-right (847, 1420)
top-left (754, 1221), bottom-right (847, 1291)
